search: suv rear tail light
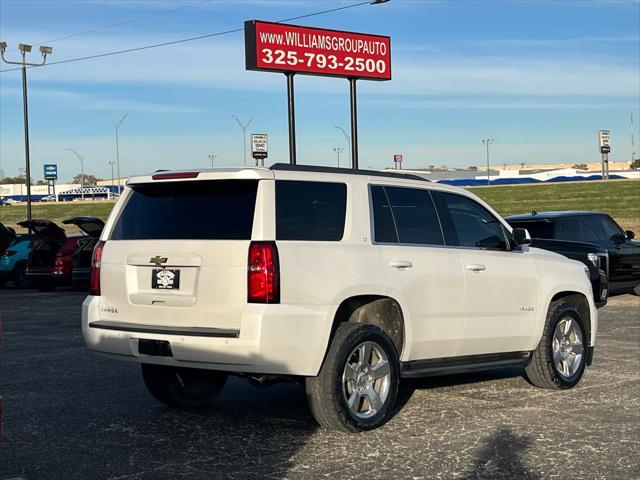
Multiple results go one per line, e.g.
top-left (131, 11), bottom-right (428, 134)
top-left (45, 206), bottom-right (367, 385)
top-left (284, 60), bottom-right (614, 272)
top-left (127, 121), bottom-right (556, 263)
top-left (90, 240), bottom-right (106, 296)
top-left (248, 241), bottom-right (280, 303)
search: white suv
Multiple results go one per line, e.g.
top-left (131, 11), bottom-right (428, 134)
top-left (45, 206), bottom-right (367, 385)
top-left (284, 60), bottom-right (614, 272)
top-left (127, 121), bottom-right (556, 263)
top-left (83, 164), bottom-right (597, 432)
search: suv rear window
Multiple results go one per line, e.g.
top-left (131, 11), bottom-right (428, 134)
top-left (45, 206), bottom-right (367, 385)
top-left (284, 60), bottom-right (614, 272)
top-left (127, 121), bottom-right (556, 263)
top-left (110, 180), bottom-right (258, 240)
top-left (276, 181), bottom-right (347, 241)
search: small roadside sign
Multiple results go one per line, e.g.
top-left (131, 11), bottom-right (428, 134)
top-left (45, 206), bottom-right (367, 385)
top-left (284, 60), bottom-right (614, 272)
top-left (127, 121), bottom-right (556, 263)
top-left (252, 134), bottom-right (268, 160)
top-left (393, 154), bottom-right (403, 163)
top-left (598, 130), bottom-right (611, 154)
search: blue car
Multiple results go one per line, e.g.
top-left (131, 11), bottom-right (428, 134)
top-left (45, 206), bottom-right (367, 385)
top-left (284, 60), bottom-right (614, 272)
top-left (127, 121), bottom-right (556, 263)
top-left (0, 232), bottom-right (36, 289)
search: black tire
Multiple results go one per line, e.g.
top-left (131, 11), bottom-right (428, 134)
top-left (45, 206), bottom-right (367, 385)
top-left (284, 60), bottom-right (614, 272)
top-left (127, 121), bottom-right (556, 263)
top-left (141, 364), bottom-right (227, 408)
top-left (306, 323), bottom-right (400, 432)
top-left (35, 278), bottom-right (54, 292)
top-left (525, 301), bottom-right (587, 389)
top-left (12, 263), bottom-right (31, 289)
top-left (633, 284), bottom-right (640, 296)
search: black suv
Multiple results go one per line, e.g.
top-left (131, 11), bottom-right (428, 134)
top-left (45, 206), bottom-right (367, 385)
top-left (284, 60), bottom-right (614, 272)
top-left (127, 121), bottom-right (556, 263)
top-left (507, 211), bottom-right (640, 299)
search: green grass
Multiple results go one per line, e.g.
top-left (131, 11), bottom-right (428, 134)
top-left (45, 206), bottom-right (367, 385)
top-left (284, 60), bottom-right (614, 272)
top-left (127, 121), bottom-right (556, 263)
top-left (1, 179), bottom-right (639, 234)
top-left (469, 179), bottom-right (640, 233)
top-left (0, 201), bottom-right (116, 232)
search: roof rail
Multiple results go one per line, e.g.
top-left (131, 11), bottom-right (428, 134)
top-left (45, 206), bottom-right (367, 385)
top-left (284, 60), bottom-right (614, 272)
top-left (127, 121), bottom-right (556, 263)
top-left (269, 163), bottom-right (430, 182)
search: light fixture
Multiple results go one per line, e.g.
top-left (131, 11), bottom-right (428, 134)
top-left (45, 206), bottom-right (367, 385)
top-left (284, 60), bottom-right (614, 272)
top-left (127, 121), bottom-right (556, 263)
top-left (39, 45), bottom-right (53, 55)
top-left (18, 43), bottom-right (32, 53)
top-left (0, 42), bottom-right (6, 53)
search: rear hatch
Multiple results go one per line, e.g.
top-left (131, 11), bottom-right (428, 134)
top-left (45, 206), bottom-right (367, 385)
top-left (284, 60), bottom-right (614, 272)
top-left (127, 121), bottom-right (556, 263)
top-left (63, 217), bottom-right (105, 268)
top-left (100, 175), bottom-right (265, 331)
top-left (18, 220), bottom-right (66, 269)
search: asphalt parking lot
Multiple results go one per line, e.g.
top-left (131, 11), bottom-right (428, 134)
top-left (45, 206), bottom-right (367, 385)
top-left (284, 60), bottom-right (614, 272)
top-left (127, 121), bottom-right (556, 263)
top-left (0, 290), bottom-right (638, 480)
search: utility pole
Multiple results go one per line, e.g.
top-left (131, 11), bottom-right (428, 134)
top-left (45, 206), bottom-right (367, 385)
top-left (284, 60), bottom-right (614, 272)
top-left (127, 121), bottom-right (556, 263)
top-left (115, 113), bottom-right (128, 196)
top-left (232, 115), bottom-right (254, 167)
top-left (333, 147), bottom-right (344, 168)
top-left (335, 126), bottom-right (352, 167)
top-left (108, 160), bottom-right (115, 195)
top-left (631, 112), bottom-right (637, 164)
top-left (481, 138), bottom-right (495, 186)
top-left (1, 41), bottom-right (52, 222)
top-left (66, 148), bottom-right (85, 200)
top-left (482, 138), bottom-right (496, 185)
top-left (208, 153), bottom-right (218, 168)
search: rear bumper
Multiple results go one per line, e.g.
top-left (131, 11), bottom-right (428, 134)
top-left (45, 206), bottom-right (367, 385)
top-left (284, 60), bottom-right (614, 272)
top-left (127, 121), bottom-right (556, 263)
top-left (82, 296), bottom-right (335, 377)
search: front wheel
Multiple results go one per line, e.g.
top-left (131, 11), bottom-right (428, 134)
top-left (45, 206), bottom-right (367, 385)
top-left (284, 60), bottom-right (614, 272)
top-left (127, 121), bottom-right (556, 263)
top-left (306, 323), bottom-right (400, 432)
top-left (141, 364), bottom-right (227, 408)
top-left (13, 264), bottom-right (31, 289)
top-left (525, 301), bottom-right (587, 389)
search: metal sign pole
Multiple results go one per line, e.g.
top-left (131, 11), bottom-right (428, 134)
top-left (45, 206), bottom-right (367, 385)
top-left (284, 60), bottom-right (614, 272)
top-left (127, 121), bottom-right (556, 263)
top-left (286, 73), bottom-right (297, 165)
top-left (604, 153), bottom-right (609, 180)
top-left (601, 153), bottom-right (605, 180)
top-left (349, 78), bottom-right (359, 170)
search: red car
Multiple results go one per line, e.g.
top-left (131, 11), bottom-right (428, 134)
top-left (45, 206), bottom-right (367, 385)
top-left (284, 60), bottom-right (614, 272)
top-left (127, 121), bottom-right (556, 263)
top-left (20, 217), bottom-right (103, 291)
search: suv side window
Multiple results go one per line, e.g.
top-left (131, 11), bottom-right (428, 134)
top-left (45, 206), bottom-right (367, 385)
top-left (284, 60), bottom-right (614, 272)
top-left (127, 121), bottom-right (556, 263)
top-left (371, 186), bottom-right (398, 243)
top-left (433, 191), bottom-right (508, 249)
top-left (276, 180), bottom-right (347, 241)
top-left (370, 185), bottom-right (444, 245)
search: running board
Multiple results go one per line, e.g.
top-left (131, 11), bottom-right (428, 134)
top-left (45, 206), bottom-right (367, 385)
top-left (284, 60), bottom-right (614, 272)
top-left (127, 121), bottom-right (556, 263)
top-left (401, 351), bottom-right (531, 379)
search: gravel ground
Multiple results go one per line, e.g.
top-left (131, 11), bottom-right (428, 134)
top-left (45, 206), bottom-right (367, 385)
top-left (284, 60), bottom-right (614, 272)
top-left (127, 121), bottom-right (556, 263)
top-left (0, 290), bottom-right (638, 480)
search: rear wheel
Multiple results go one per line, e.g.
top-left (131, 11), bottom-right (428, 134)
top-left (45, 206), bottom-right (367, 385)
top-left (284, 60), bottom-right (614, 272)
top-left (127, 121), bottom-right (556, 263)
top-left (35, 278), bottom-right (54, 292)
top-left (525, 301), bottom-right (587, 389)
top-left (306, 323), bottom-right (400, 432)
top-left (141, 364), bottom-right (227, 408)
top-left (13, 264), bottom-right (30, 289)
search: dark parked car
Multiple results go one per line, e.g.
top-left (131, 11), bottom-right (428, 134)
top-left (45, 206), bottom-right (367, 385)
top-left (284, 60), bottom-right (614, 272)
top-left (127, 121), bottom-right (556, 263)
top-left (20, 217), bottom-right (103, 291)
top-left (507, 211), bottom-right (640, 297)
top-left (64, 217), bottom-right (104, 290)
top-left (0, 223), bottom-right (16, 256)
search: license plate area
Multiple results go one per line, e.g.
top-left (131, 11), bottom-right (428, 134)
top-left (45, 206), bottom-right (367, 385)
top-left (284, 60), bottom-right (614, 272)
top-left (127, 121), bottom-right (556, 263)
top-left (138, 339), bottom-right (173, 357)
top-left (151, 268), bottom-right (180, 290)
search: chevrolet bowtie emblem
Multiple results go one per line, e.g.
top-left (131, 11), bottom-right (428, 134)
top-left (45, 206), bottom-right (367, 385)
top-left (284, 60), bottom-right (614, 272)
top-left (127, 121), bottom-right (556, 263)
top-left (149, 255), bottom-right (168, 267)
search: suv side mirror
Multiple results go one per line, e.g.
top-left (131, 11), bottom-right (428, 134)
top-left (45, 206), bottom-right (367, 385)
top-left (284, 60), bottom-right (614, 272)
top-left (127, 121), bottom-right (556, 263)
top-left (626, 230), bottom-right (635, 240)
top-left (512, 228), bottom-right (531, 247)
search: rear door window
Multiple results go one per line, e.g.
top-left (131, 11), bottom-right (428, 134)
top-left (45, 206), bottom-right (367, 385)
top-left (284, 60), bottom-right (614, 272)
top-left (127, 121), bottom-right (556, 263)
top-left (276, 181), bottom-right (347, 241)
top-left (433, 192), bottom-right (508, 249)
top-left (370, 186), bottom-right (444, 245)
top-left (110, 180), bottom-right (258, 240)
top-left (508, 220), bottom-right (554, 239)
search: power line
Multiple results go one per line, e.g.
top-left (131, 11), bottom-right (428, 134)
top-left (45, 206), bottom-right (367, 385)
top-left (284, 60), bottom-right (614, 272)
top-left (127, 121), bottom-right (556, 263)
top-left (6, 0), bottom-right (213, 52)
top-left (0, 1), bottom-right (373, 74)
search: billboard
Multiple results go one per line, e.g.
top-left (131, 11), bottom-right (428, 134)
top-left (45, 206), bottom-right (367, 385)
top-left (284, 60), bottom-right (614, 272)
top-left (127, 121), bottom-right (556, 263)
top-left (245, 20), bottom-right (391, 81)
top-left (43, 164), bottom-right (58, 180)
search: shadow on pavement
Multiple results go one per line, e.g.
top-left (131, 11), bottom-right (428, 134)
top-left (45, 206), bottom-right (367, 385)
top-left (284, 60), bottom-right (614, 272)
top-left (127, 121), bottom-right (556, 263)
top-left (462, 427), bottom-right (540, 480)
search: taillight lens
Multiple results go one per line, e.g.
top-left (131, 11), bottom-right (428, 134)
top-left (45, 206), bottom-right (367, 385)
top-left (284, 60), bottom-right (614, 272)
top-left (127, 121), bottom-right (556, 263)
top-left (90, 240), bottom-right (105, 296)
top-left (3, 250), bottom-right (16, 257)
top-left (248, 241), bottom-right (280, 303)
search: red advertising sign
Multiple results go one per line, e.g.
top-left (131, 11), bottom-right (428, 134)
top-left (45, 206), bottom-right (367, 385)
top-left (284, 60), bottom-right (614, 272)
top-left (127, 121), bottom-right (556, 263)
top-left (245, 20), bottom-right (391, 81)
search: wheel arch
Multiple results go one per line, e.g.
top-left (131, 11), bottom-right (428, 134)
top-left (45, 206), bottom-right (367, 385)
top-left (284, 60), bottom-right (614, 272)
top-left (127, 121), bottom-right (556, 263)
top-left (330, 295), bottom-right (406, 360)
top-left (548, 291), bottom-right (592, 347)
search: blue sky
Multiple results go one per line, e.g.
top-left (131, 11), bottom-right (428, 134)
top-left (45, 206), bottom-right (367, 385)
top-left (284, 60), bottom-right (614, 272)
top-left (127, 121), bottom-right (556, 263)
top-left (1, 0), bottom-right (639, 182)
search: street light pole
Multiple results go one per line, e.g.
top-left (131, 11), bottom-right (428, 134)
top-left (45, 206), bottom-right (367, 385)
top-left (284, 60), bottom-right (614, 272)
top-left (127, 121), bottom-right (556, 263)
top-left (115, 113), bottom-right (128, 196)
top-left (335, 126), bottom-right (351, 167)
top-left (66, 148), bottom-right (85, 200)
top-left (333, 147), bottom-right (344, 168)
top-left (1, 42), bottom-right (52, 222)
top-left (208, 153), bottom-right (217, 168)
top-left (232, 116), bottom-right (254, 167)
top-left (108, 160), bottom-right (115, 195)
top-left (481, 138), bottom-right (495, 186)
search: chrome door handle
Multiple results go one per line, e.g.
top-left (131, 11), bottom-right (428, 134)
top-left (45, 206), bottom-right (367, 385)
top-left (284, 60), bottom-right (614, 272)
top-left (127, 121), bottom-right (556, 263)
top-left (389, 260), bottom-right (413, 269)
top-left (466, 264), bottom-right (486, 272)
